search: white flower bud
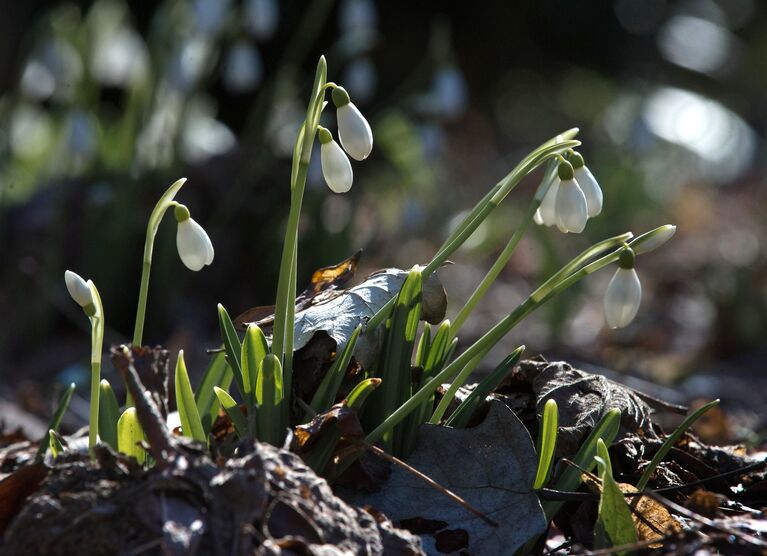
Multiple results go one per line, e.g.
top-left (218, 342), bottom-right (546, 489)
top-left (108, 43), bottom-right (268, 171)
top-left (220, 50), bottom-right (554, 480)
top-left (556, 178), bottom-right (588, 234)
top-left (319, 127), bottom-right (353, 193)
top-left (333, 87), bottom-right (373, 161)
top-left (176, 216), bottom-right (214, 271)
top-left (65, 270), bottom-right (94, 308)
top-left (574, 166), bottom-right (603, 217)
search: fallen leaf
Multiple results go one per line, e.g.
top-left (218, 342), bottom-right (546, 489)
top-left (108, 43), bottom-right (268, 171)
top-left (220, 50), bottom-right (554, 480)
top-left (0, 463), bottom-right (48, 534)
top-left (340, 400), bottom-right (547, 555)
top-left (518, 359), bottom-right (657, 457)
top-left (234, 250), bottom-right (363, 329)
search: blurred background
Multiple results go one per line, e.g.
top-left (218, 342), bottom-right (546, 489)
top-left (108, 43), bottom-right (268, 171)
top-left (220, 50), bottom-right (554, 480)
top-left (1, 0), bottom-right (765, 443)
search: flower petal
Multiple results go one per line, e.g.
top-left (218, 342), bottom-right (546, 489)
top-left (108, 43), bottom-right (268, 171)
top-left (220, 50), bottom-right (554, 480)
top-left (555, 179), bottom-right (588, 233)
top-left (539, 178), bottom-right (560, 226)
top-left (574, 166), bottom-right (603, 217)
top-left (321, 139), bottom-right (353, 193)
top-left (337, 103), bottom-right (373, 161)
top-left (65, 270), bottom-right (93, 307)
top-left (604, 268), bottom-right (642, 328)
top-left (176, 218), bottom-right (214, 271)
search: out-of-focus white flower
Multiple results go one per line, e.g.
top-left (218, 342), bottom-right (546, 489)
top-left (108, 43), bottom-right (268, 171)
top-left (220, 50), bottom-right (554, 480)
top-left (246, 0), bottom-right (279, 41)
top-left (538, 178), bottom-right (560, 227)
top-left (604, 248), bottom-right (642, 328)
top-left (570, 152), bottom-right (603, 218)
top-left (632, 224), bottom-right (677, 254)
top-left (65, 270), bottom-right (94, 308)
top-left (555, 161), bottom-right (588, 233)
top-left (175, 205), bottom-right (214, 271)
top-left (332, 87), bottom-right (373, 161)
top-left (319, 127), bottom-right (353, 193)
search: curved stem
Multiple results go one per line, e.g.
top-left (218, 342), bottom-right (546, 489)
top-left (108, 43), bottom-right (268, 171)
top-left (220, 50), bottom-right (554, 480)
top-left (132, 177), bottom-right (188, 346)
top-left (366, 135), bottom-right (581, 331)
top-left (272, 56), bottom-right (327, 401)
top-left (88, 282), bottom-right (105, 456)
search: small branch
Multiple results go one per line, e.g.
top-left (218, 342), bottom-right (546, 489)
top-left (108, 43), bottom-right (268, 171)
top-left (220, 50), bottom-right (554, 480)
top-left (365, 443), bottom-right (498, 527)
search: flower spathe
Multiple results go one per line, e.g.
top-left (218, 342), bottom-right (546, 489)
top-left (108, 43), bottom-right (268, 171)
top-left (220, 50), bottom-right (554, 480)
top-left (604, 249), bottom-right (642, 328)
top-left (332, 87), bottom-right (373, 161)
top-left (632, 224), bottom-right (676, 254)
top-left (319, 126), bottom-right (353, 193)
top-left (175, 206), bottom-right (214, 271)
top-left (65, 270), bottom-right (94, 308)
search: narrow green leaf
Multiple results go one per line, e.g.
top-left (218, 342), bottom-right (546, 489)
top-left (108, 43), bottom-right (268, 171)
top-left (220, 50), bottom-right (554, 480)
top-left (213, 386), bottom-right (248, 438)
top-left (217, 304), bottom-right (245, 398)
top-left (117, 407), bottom-right (146, 464)
top-left (242, 324), bottom-right (269, 401)
top-left (401, 320), bottom-right (454, 456)
top-left (345, 378), bottom-right (382, 411)
top-left (594, 440), bottom-right (638, 553)
top-left (635, 399), bottom-right (719, 492)
top-left (256, 354), bottom-right (285, 446)
top-left (174, 350), bottom-right (207, 444)
top-left (446, 346), bottom-right (525, 429)
top-left (48, 429), bottom-right (64, 460)
top-left (375, 267), bottom-right (422, 454)
top-left (35, 383), bottom-right (75, 463)
top-left (98, 379), bottom-right (121, 450)
top-left (194, 350), bottom-right (232, 432)
top-left (543, 408), bottom-right (621, 522)
top-left (414, 324), bottom-right (432, 369)
top-left (307, 325), bottom-right (362, 418)
top-left (532, 399), bottom-right (559, 489)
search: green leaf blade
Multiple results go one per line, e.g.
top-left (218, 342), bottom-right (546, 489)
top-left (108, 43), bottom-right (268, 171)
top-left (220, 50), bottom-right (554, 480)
top-left (213, 386), bottom-right (248, 438)
top-left (98, 379), bottom-right (121, 450)
top-left (174, 351), bottom-right (207, 444)
top-left (117, 407), bottom-right (146, 464)
top-left (256, 354), bottom-right (285, 446)
top-left (532, 398), bottom-right (559, 489)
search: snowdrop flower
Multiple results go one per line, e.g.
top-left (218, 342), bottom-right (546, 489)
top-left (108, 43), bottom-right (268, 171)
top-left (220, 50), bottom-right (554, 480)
top-left (319, 126), bottom-right (353, 193)
top-left (332, 87), bottom-right (373, 161)
top-left (555, 161), bottom-right (588, 234)
top-left (604, 248), bottom-right (642, 329)
top-left (65, 270), bottom-right (95, 315)
top-left (174, 204), bottom-right (214, 271)
top-left (570, 152), bottom-right (603, 218)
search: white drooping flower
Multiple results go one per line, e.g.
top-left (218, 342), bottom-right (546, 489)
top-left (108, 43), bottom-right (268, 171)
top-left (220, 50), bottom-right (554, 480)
top-left (604, 248), bottom-right (642, 329)
top-left (555, 161), bottom-right (588, 234)
top-left (65, 270), bottom-right (94, 308)
top-left (538, 177), bottom-right (560, 227)
top-left (632, 224), bottom-right (676, 254)
top-left (319, 126), bottom-right (353, 193)
top-left (174, 204), bottom-right (214, 271)
top-left (570, 152), bottom-right (603, 218)
top-left (332, 86), bottom-right (373, 161)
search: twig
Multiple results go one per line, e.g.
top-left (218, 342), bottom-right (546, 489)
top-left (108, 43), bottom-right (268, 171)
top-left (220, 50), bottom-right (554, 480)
top-left (646, 491), bottom-right (767, 548)
top-left (110, 344), bottom-right (174, 467)
top-left (365, 443), bottom-right (499, 527)
top-left (580, 532), bottom-right (681, 555)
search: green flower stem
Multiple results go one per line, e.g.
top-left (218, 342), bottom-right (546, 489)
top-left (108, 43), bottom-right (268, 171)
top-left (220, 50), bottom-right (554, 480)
top-left (271, 56), bottom-right (327, 410)
top-left (429, 348), bottom-right (487, 424)
top-left (132, 177), bottom-right (188, 346)
top-left (366, 229), bottom-right (653, 445)
top-left (366, 133), bottom-right (581, 331)
top-left (88, 283), bottom-right (105, 455)
top-left (451, 201), bottom-right (540, 336)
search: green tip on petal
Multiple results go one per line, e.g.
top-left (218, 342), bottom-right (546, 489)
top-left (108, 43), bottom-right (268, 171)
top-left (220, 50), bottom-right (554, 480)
top-left (318, 126), bottom-right (333, 144)
top-left (618, 247), bottom-right (636, 269)
top-left (557, 160), bottom-right (575, 181)
top-left (174, 203), bottom-right (191, 222)
top-left (331, 86), bottom-right (351, 108)
top-left (569, 152), bottom-right (585, 169)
